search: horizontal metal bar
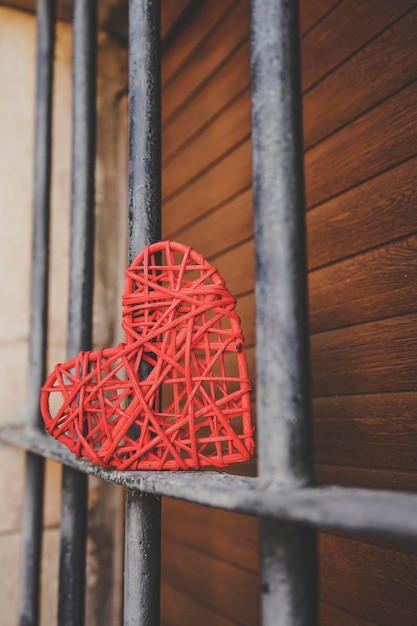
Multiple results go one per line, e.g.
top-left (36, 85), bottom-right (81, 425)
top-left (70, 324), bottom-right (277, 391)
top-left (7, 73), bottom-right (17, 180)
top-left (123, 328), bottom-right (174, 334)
top-left (3, 424), bottom-right (417, 542)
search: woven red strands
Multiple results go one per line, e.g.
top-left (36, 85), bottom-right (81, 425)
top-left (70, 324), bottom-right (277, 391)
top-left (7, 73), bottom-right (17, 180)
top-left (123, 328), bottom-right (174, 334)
top-left (40, 241), bottom-right (254, 470)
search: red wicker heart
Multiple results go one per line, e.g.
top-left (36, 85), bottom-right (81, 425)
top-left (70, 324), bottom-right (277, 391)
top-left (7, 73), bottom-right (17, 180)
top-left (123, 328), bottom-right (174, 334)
top-left (40, 241), bottom-right (254, 470)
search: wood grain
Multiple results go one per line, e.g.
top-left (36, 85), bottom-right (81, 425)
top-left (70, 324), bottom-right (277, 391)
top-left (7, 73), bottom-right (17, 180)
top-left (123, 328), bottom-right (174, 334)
top-left (320, 602), bottom-right (379, 626)
top-left (162, 498), bottom-right (259, 573)
top-left (303, 4), bottom-right (417, 148)
top-left (309, 234), bottom-right (417, 333)
top-left (162, 139), bottom-right (252, 237)
top-left (316, 463), bottom-right (417, 492)
top-left (170, 186), bottom-right (253, 260)
top-left (162, 0), bottom-right (249, 124)
top-left (161, 536), bottom-right (261, 626)
top-left (311, 313), bottom-right (417, 397)
top-left (162, 88), bottom-right (251, 199)
top-left (301, 0), bottom-right (416, 94)
top-left (161, 583), bottom-right (239, 626)
top-left (299, 0), bottom-right (341, 36)
top-left (161, 0), bottom-right (192, 40)
top-left (162, 0), bottom-right (235, 84)
top-left (305, 79), bottom-right (417, 208)
top-left (320, 533), bottom-right (417, 625)
top-left (162, 39), bottom-right (250, 162)
top-left (313, 393), bottom-right (417, 472)
top-left (212, 239), bottom-right (254, 299)
top-left (307, 156), bottom-right (417, 270)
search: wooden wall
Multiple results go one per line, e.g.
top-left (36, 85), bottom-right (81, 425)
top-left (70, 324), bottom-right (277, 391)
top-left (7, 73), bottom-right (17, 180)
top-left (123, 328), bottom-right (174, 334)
top-left (160, 0), bottom-right (417, 624)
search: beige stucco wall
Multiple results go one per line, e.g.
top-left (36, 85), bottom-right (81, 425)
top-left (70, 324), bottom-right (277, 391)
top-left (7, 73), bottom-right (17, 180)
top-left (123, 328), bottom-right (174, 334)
top-left (0, 6), bottom-right (128, 624)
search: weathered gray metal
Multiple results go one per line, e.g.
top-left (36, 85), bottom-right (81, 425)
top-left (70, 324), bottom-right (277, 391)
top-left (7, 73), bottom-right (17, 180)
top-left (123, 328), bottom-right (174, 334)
top-left (124, 1), bottom-right (162, 625)
top-left (19, 1), bottom-right (56, 624)
top-left (58, 1), bottom-right (97, 624)
top-left (5, 425), bottom-right (417, 544)
top-left (250, 0), bottom-right (317, 623)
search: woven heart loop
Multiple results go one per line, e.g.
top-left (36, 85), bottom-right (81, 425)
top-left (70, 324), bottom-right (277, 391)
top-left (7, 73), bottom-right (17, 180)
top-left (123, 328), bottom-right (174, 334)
top-left (41, 240), bottom-right (254, 470)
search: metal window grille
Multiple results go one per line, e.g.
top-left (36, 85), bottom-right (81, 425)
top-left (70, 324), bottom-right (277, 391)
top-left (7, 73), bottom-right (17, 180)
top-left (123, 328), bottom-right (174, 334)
top-left (2, 0), bottom-right (417, 625)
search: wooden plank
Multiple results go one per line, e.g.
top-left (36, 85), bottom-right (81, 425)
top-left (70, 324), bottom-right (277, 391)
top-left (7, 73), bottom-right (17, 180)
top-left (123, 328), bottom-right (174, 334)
top-left (163, 88), bottom-right (250, 199)
top-left (236, 291), bottom-right (255, 348)
top-left (162, 139), bottom-right (252, 237)
top-left (311, 313), bottom-right (417, 397)
top-left (320, 602), bottom-right (379, 626)
top-left (162, 0), bottom-right (235, 84)
top-left (161, 583), bottom-right (239, 626)
top-left (307, 156), bottom-right (417, 270)
top-left (162, 498), bottom-right (259, 573)
top-left (161, 0), bottom-right (192, 40)
top-left (304, 79), bottom-right (417, 208)
top-left (309, 234), bottom-right (417, 333)
top-left (163, 39), bottom-right (250, 162)
top-left (169, 186), bottom-right (252, 260)
top-left (303, 4), bottom-right (417, 148)
top-left (313, 393), bottom-right (417, 472)
top-left (299, 0), bottom-right (340, 36)
top-left (161, 536), bottom-right (260, 626)
top-left (302, 0), bottom-right (416, 94)
top-left (162, 0), bottom-right (249, 124)
top-left (212, 238), bottom-right (254, 298)
top-left (320, 533), bottom-right (417, 625)
top-left (315, 463), bottom-right (417, 492)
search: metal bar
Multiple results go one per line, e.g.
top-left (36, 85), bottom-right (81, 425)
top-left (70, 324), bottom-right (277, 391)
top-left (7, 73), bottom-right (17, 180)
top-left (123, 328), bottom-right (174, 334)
top-left (58, 0), bottom-right (96, 624)
top-left (124, 2), bottom-right (161, 625)
top-left (19, 1), bottom-right (56, 624)
top-left (250, 0), bottom-right (317, 624)
top-left (6, 426), bottom-right (417, 542)
top-left (124, 492), bottom-right (161, 626)
top-left (128, 0), bottom-right (161, 263)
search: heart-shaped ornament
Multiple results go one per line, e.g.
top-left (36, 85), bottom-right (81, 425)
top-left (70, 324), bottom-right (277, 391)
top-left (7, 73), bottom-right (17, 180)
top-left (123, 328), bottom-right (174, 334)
top-left (40, 241), bottom-right (254, 470)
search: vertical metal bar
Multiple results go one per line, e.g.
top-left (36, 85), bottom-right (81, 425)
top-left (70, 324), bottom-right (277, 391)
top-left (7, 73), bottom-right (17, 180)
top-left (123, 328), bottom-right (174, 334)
top-left (19, 2), bottom-right (56, 624)
top-left (124, 493), bottom-right (162, 626)
top-left (124, 2), bottom-right (161, 625)
top-left (128, 0), bottom-right (161, 261)
top-left (250, 1), bottom-right (318, 625)
top-left (58, 1), bottom-right (96, 624)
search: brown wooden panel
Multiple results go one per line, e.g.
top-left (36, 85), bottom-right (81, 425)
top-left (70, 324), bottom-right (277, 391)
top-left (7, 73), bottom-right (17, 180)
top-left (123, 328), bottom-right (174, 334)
top-left (304, 4), bottom-right (417, 148)
top-left (162, 499), bottom-right (259, 573)
top-left (161, 536), bottom-right (261, 626)
top-left (320, 533), bottom-right (417, 625)
top-left (299, 0), bottom-right (340, 35)
top-left (320, 602), bottom-right (378, 626)
top-left (161, 0), bottom-right (191, 40)
top-left (171, 186), bottom-right (252, 260)
top-left (311, 313), bottom-right (417, 397)
top-left (212, 239), bottom-right (254, 298)
top-left (304, 80), bottom-right (417, 208)
top-left (162, 139), bottom-right (252, 237)
top-left (162, 0), bottom-right (249, 124)
top-left (309, 234), bottom-right (417, 333)
top-left (313, 393), bottom-right (417, 471)
top-left (161, 583), bottom-right (239, 626)
top-left (316, 463), bottom-right (417, 492)
top-left (162, 0), bottom-right (235, 84)
top-left (163, 39), bottom-right (250, 162)
top-left (307, 156), bottom-right (417, 270)
top-left (163, 88), bottom-right (250, 199)
top-left (236, 291), bottom-right (255, 348)
top-left (301, 0), bottom-right (416, 94)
